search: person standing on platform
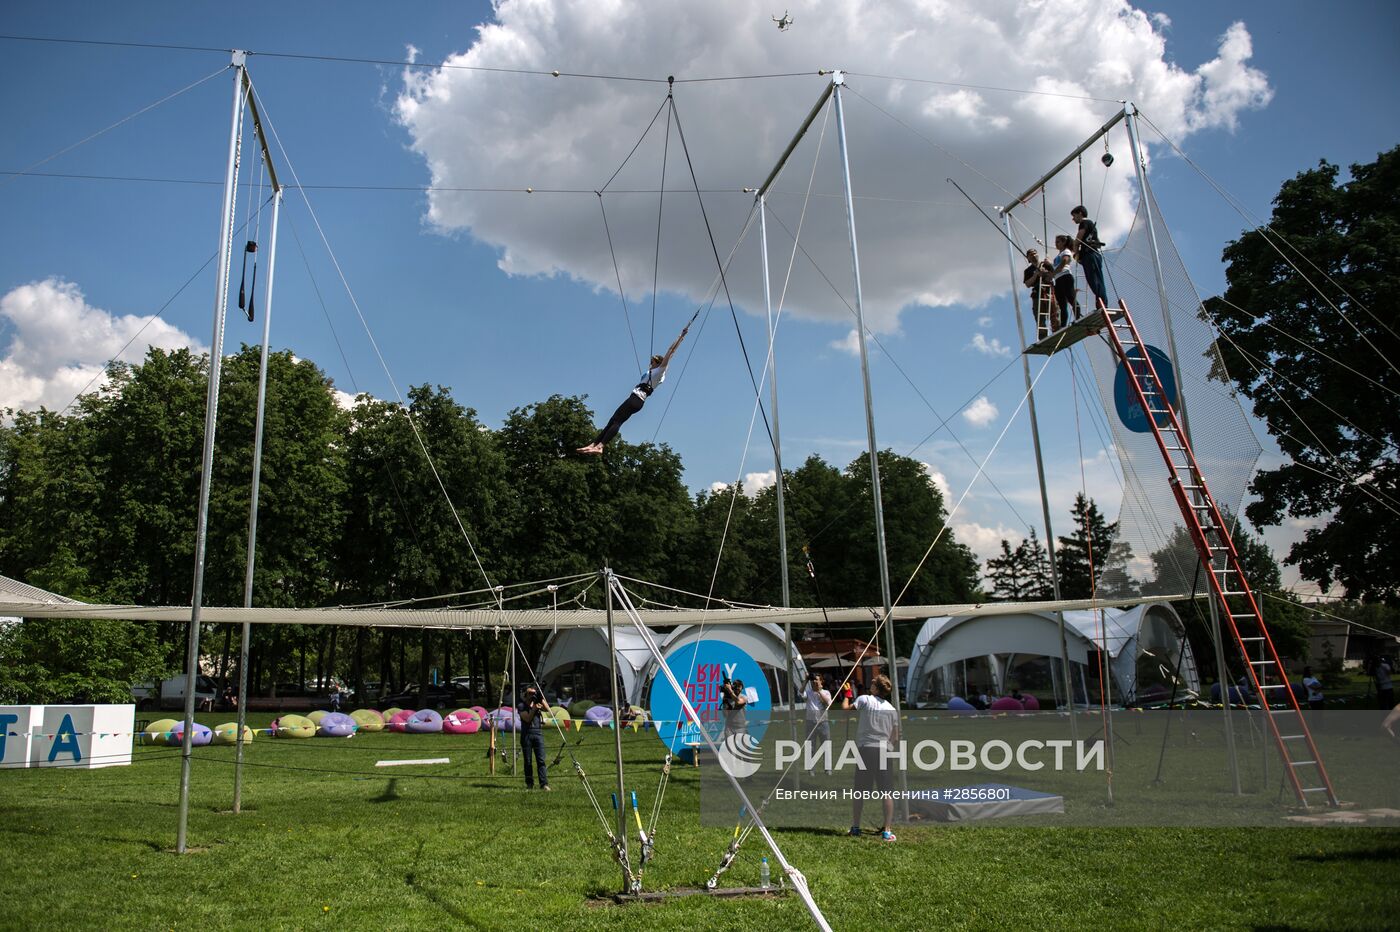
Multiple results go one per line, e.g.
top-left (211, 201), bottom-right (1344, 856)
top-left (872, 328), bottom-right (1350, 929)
top-left (1023, 247), bottom-right (1058, 336)
top-left (1071, 205), bottom-right (1108, 310)
top-left (1052, 235), bottom-right (1080, 324)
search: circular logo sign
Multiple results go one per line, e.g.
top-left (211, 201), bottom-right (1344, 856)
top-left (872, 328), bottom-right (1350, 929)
top-left (648, 640), bottom-right (770, 771)
top-left (1113, 343), bottom-right (1179, 434)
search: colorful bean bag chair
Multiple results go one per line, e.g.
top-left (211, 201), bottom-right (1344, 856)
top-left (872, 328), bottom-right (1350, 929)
top-left (544, 707), bottom-right (571, 730)
top-left (381, 707), bottom-right (405, 723)
top-left (470, 706), bottom-right (489, 721)
top-left (144, 718), bottom-right (180, 745)
top-left (405, 709), bottom-right (443, 734)
top-left (273, 714), bottom-right (316, 739)
top-left (569, 699), bottom-right (596, 717)
top-left (989, 697), bottom-right (1025, 713)
top-left (388, 709), bottom-right (416, 733)
top-left (585, 705), bottom-right (614, 726)
top-left (307, 710), bottom-right (329, 726)
top-left (171, 720), bottom-right (214, 747)
top-left (443, 709), bottom-right (482, 735)
top-left (351, 709), bottom-right (385, 733)
top-left (1020, 694), bottom-right (1042, 711)
top-left (213, 722), bottom-right (255, 745)
top-left (318, 711), bottom-right (357, 737)
top-left (946, 696), bottom-right (976, 713)
top-left (488, 707), bottom-right (518, 732)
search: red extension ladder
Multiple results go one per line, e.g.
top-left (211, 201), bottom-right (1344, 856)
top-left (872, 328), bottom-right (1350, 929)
top-left (1102, 299), bottom-right (1339, 808)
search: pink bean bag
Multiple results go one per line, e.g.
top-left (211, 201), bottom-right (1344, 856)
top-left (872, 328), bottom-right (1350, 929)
top-left (989, 697), bottom-right (1025, 712)
top-left (388, 709), bottom-right (416, 733)
top-left (470, 706), bottom-right (489, 721)
top-left (444, 709), bottom-right (482, 734)
top-left (1020, 694), bottom-right (1041, 711)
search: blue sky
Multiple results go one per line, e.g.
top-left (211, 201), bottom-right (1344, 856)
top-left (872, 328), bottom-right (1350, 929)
top-left (2, 1), bottom-right (1397, 594)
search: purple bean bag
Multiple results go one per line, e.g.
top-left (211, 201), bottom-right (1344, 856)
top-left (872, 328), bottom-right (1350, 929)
top-left (317, 711), bottom-right (357, 737)
top-left (388, 709), bottom-right (416, 733)
top-left (487, 707), bottom-right (518, 732)
top-left (171, 721), bottom-right (213, 746)
top-left (443, 709), bottom-right (482, 735)
top-left (585, 705), bottom-right (614, 726)
top-left (947, 696), bottom-right (976, 713)
top-left (989, 697), bottom-right (1025, 712)
top-left (406, 709), bottom-right (443, 734)
top-left (1020, 694), bottom-right (1041, 711)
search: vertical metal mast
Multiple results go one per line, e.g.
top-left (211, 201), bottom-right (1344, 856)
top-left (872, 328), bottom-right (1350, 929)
top-left (1123, 103), bottom-right (1239, 793)
top-left (758, 195), bottom-right (795, 716)
top-left (604, 568), bottom-right (630, 892)
top-left (1001, 215), bottom-right (1078, 726)
top-left (831, 73), bottom-right (906, 817)
top-left (177, 51), bottom-right (247, 853)
top-left (233, 184), bottom-right (281, 814)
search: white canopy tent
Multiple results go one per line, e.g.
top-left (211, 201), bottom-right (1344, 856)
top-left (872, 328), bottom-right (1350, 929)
top-left (905, 603), bottom-right (1198, 708)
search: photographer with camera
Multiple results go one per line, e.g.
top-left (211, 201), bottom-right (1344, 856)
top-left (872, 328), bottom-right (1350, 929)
top-left (720, 673), bottom-right (748, 740)
top-left (516, 685), bottom-right (552, 791)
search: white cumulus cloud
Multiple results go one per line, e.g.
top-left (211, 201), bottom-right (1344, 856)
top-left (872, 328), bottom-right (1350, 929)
top-left (830, 329), bottom-right (862, 356)
top-left (962, 395), bottom-right (999, 427)
top-left (395, 0), bottom-right (1271, 335)
top-left (0, 278), bottom-right (205, 414)
top-left (954, 521), bottom-right (1023, 564)
top-left (968, 333), bottom-right (1011, 357)
top-left (920, 462), bottom-right (952, 501)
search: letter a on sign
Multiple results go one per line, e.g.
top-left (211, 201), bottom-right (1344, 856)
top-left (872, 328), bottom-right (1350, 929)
top-left (48, 713), bottom-right (82, 764)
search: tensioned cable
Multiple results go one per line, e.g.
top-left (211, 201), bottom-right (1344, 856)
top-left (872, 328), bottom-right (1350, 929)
top-left (334, 571), bottom-right (596, 610)
top-left (1135, 115), bottom-right (1399, 379)
top-left (0, 64), bottom-right (227, 189)
top-left (649, 103), bottom-right (673, 360)
top-left (760, 202), bottom-right (1037, 533)
top-left (734, 327), bottom-right (1074, 849)
top-left (845, 70), bottom-right (1124, 104)
top-left (54, 205), bottom-right (268, 416)
top-left (667, 93), bottom-right (778, 455)
top-left (598, 198), bottom-right (643, 375)
top-left (248, 79), bottom-right (507, 617)
top-left (1137, 112), bottom-right (1398, 344)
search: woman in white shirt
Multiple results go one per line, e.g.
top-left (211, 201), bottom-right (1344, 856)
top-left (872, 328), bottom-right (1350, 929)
top-left (577, 324), bottom-right (689, 454)
top-left (1051, 234), bottom-right (1080, 326)
top-left (842, 674), bottom-right (899, 842)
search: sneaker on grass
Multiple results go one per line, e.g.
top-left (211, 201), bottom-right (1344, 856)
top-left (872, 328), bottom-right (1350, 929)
top-left (880, 830), bottom-right (897, 842)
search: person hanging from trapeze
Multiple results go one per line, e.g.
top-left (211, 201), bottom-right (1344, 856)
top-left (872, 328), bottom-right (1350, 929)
top-left (576, 321), bottom-right (690, 455)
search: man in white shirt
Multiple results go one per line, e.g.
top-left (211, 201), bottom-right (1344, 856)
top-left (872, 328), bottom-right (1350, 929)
top-left (1376, 657), bottom-right (1394, 710)
top-left (1301, 665), bottom-right (1324, 712)
top-left (803, 672), bottom-right (833, 776)
top-left (842, 674), bottom-right (899, 842)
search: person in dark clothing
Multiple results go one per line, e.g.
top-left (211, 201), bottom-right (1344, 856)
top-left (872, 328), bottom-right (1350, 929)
top-left (1022, 247), bottom-right (1058, 336)
top-left (1051, 234), bottom-right (1080, 324)
top-left (720, 676), bottom-right (749, 739)
top-left (1070, 205), bottom-right (1108, 310)
top-left (577, 323), bottom-right (690, 454)
top-left (517, 686), bottom-right (551, 790)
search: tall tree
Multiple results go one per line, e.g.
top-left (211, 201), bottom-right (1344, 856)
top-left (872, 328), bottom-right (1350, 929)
top-left (985, 528), bottom-right (1054, 601)
top-left (1056, 494), bottom-right (1135, 599)
top-left (1205, 146), bottom-right (1400, 603)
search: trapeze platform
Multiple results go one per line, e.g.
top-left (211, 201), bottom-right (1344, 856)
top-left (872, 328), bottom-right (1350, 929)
top-left (1023, 305), bottom-right (1120, 356)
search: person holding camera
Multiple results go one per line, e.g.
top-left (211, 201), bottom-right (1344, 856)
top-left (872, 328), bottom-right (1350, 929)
top-left (720, 675), bottom-right (748, 740)
top-left (803, 672), bottom-right (833, 776)
top-left (517, 686), bottom-right (551, 791)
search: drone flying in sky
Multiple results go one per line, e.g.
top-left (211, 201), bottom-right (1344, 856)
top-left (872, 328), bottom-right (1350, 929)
top-left (772, 11), bottom-right (793, 31)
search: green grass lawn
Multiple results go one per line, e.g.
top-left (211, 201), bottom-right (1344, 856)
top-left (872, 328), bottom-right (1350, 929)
top-left (1, 713), bottom-right (1396, 931)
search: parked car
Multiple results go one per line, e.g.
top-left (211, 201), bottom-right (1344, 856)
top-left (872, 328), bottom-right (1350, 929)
top-left (131, 675), bottom-right (218, 712)
top-left (378, 683), bottom-right (473, 710)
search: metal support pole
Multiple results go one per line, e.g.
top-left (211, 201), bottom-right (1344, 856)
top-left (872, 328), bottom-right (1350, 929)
top-left (604, 569), bottom-right (630, 893)
top-left (233, 186), bottom-right (280, 813)
top-left (1124, 104), bottom-right (1239, 794)
top-left (510, 632), bottom-right (519, 776)
top-left (831, 73), bottom-right (907, 817)
top-left (760, 196), bottom-right (797, 754)
top-left (178, 52), bottom-right (246, 853)
top-left (1001, 215), bottom-right (1078, 737)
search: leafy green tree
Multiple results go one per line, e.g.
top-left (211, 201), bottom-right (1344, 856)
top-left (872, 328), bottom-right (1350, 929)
top-left (0, 618), bottom-right (168, 704)
top-left (1204, 146), bottom-right (1400, 603)
top-left (1056, 494), bottom-right (1135, 599)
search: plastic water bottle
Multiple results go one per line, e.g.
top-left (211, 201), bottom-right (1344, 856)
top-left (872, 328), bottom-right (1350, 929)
top-left (760, 856), bottom-right (771, 889)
